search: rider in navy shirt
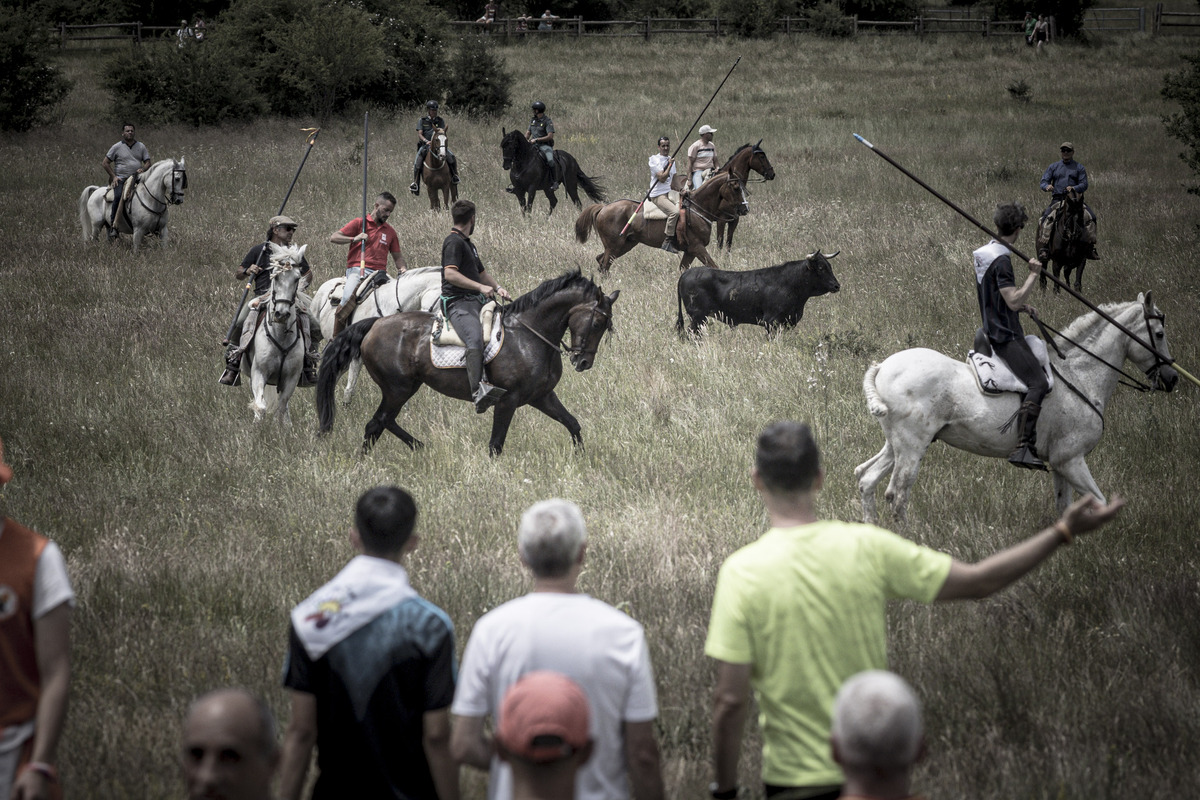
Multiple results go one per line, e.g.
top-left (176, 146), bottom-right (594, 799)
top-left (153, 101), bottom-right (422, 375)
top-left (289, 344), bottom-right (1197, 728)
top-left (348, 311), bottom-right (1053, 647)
top-left (1037, 142), bottom-right (1098, 260)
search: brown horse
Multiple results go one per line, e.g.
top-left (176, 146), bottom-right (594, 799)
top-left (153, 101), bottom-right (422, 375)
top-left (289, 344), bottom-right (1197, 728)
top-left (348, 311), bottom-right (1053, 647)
top-left (574, 171), bottom-right (747, 274)
top-left (316, 271), bottom-right (619, 456)
top-left (713, 140), bottom-right (776, 251)
top-left (421, 128), bottom-right (457, 211)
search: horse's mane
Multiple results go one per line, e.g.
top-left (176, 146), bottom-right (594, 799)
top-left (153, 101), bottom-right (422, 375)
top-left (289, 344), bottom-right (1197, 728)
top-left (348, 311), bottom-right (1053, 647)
top-left (268, 242), bottom-right (306, 273)
top-left (1054, 300), bottom-right (1135, 349)
top-left (717, 144), bottom-right (752, 172)
top-left (506, 269), bottom-right (595, 315)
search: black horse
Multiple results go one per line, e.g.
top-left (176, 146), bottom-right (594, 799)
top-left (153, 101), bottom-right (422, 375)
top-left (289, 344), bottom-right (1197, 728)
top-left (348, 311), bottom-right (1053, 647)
top-left (1039, 189), bottom-right (1091, 293)
top-left (316, 271), bottom-right (619, 456)
top-left (501, 129), bottom-right (606, 216)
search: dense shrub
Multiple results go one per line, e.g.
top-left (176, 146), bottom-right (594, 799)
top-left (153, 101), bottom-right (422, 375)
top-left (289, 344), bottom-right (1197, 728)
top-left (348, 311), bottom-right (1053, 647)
top-left (104, 43), bottom-right (266, 125)
top-left (0, 9), bottom-right (72, 131)
top-left (1163, 50), bottom-right (1200, 196)
top-left (807, 0), bottom-right (853, 35)
top-left (841, 0), bottom-right (920, 23)
top-left (443, 37), bottom-right (513, 118)
top-left (708, 0), bottom-right (804, 37)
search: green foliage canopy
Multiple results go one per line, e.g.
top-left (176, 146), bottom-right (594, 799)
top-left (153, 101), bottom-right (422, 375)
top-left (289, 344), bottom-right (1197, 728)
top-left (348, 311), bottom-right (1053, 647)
top-left (444, 37), bottom-right (513, 118)
top-left (0, 8), bottom-right (72, 131)
top-left (1163, 50), bottom-right (1200, 195)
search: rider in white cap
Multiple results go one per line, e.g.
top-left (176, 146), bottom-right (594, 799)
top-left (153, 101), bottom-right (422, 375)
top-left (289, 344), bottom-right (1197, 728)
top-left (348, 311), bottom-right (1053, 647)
top-left (688, 124), bottom-right (721, 189)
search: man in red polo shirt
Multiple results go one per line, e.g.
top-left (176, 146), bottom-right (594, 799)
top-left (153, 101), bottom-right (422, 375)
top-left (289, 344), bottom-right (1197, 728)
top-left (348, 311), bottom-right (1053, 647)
top-left (0, 435), bottom-right (73, 800)
top-left (330, 191), bottom-right (408, 333)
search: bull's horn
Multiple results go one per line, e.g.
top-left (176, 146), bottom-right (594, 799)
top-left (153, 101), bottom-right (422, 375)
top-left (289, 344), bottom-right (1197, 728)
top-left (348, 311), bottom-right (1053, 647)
top-left (821, 250), bottom-right (840, 259)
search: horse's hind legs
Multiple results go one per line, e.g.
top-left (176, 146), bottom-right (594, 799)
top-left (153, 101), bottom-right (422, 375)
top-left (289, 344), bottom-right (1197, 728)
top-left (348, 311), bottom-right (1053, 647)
top-left (855, 441), bottom-right (895, 524)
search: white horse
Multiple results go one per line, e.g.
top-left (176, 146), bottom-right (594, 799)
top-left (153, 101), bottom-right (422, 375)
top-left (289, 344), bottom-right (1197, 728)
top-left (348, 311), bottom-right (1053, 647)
top-left (246, 244), bottom-right (307, 425)
top-left (79, 158), bottom-right (188, 252)
top-left (855, 293), bottom-right (1178, 522)
top-left (310, 266), bottom-right (442, 401)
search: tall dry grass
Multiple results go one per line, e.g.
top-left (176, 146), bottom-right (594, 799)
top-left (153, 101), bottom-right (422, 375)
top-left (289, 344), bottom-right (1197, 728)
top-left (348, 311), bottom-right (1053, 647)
top-left (0, 33), bottom-right (1198, 798)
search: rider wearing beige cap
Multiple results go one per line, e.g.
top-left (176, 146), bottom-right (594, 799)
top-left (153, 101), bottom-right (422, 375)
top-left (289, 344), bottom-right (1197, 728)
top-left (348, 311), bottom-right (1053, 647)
top-left (688, 124), bottom-right (721, 189)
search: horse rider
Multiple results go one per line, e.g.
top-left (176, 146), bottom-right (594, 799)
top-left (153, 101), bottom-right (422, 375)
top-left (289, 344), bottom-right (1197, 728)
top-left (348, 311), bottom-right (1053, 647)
top-left (101, 122), bottom-right (151, 240)
top-left (330, 192), bottom-right (407, 335)
top-left (527, 101), bottom-right (559, 191)
top-left (973, 202), bottom-right (1048, 471)
top-left (409, 100), bottom-right (459, 197)
top-left (441, 199), bottom-right (512, 413)
top-left (1038, 141), bottom-right (1099, 261)
top-left (219, 215), bottom-right (320, 387)
top-left (688, 124), bottom-right (720, 189)
top-left (649, 135), bottom-right (685, 254)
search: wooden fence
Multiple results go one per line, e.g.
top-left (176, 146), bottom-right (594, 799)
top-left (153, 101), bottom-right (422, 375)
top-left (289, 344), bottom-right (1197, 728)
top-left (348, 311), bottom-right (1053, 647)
top-left (52, 7), bottom-right (1192, 46)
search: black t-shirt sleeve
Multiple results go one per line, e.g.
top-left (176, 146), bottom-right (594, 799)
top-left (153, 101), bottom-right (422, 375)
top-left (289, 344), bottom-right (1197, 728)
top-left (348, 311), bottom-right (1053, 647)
top-left (283, 623), bottom-right (314, 693)
top-left (240, 244), bottom-right (264, 270)
top-left (422, 619), bottom-right (456, 712)
top-left (994, 255), bottom-right (1016, 289)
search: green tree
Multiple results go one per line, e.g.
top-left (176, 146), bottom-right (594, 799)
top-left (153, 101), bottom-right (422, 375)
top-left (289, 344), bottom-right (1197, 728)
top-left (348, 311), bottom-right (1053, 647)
top-left (0, 9), bottom-right (72, 131)
top-left (443, 36), bottom-right (512, 118)
top-left (1163, 50), bottom-right (1200, 195)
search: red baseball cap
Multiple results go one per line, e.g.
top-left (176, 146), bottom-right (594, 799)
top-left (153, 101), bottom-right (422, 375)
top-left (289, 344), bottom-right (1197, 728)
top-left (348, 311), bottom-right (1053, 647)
top-left (496, 671), bottom-right (590, 763)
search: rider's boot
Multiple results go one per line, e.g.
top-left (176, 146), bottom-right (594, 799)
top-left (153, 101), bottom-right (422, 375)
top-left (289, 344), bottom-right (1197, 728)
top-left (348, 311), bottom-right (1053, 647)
top-left (300, 315), bottom-right (319, 386)
top-left (466, 348), bottom-right (505, 413)
top-left (450, 157), bottom-right (460, 185)
top-left (218, 346), bottom-right (242, 387)
top-left (333, 294), bottom-right (357, 337)
top-left (661, 223), bottom-right (682, 254)
top-left (410, 167), bottom-right (421, 196)
top-left (1008, 399), bottom-right (1047, 471)
top-left (548, 162), bottom-right (559, 192)
top-left (1085, 216), bottom-right (1100, 259)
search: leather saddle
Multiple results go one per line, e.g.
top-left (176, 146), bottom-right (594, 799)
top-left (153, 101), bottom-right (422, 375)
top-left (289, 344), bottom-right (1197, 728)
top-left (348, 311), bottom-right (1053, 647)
top-left (431, 301), bottom-right (499, 347)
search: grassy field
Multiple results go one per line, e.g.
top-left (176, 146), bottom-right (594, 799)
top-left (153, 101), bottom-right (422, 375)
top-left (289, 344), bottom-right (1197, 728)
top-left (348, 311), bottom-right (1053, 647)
top-left (2, 31), bottom-right (1199, 798)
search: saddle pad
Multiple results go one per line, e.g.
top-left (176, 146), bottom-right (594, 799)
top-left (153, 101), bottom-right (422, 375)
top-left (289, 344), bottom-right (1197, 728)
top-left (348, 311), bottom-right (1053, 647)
top-left (328, 272), bottom-right (389, 302)
top-left (430, 317), bottom-right (504, 369)
top-left (968, 335), bottom-right (1055, 395)
top-left (431, 302), bottom-right (498, 347)
top-left (642, 191), bottom-right (680, 221)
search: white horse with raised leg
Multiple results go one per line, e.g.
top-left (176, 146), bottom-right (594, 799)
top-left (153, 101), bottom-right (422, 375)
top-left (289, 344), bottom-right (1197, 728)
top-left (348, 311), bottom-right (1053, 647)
top-left (246, 244), bottom-right (307, 425)
top-left (310, 266), bottom-right (442, 401)
top-left (79, 158), bottom-right (187, 252)
top-left (855, 293), bottom-right (1178, 523)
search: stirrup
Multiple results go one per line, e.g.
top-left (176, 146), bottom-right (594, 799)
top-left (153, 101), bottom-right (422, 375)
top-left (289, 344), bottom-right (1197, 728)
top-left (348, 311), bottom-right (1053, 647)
top-left (661, 237), bottom-right (681, 255)
top-left (1088, 246), bottom-right (1100, 260)
top-left (218, 367), bottom-right (241, 387)
top-left (505, 185), bottom-right (515, 194)
top-left (452, 175), bottom-right (460, 184)
top-left (472, 381), bottom-right (506, 413)
top-left (1007, 442), bottom-right (1047, 471)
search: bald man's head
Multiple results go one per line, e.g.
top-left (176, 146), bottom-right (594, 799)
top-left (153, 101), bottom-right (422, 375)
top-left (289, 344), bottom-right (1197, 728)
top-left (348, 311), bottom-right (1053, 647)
top-left (181, 689), bottom-right (279, 800)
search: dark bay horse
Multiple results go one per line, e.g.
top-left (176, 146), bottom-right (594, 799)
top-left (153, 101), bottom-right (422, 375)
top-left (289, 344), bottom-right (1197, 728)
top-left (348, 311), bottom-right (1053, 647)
top-left (713, 141), bottom-right (776, 251)
top-left (1039, 188), bottom-right (1091, 293)
top-left (500, 129), bottom-right (606, 216)
top-left (574, 171), bottom-right (748, 274)
top-left (421, 128), bottom-right (457, 211)
top-left (316, 271), bottom-right (619, 456)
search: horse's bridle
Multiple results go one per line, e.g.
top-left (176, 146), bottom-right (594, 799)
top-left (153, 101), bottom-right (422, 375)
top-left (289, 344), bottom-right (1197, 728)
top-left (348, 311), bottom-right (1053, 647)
top-left (263, 266), bottom-right (301, 390)
top-left (137, 164), bottom-right (187, 214)
top-left (517, 301), bottom-right (611, 365)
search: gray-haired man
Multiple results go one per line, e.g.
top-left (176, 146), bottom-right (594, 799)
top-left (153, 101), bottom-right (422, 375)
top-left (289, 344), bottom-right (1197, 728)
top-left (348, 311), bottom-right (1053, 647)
top-left (450, 499), bottom-right (664, 800)
top-left (830, 671), bottom-right (923, 800)
top-left (181, 688), bottom-right (280, 800)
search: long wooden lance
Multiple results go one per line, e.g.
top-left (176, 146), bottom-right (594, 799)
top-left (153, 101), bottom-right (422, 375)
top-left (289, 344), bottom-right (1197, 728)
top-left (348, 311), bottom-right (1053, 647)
top-left (620, 56), bottom-right (741, 236)
top-left (223, 127), bottom-right (321, 346)
top-left (360, 112), bottom-right (369, 278)
top-left (853, 133), bottom-right (1200, 389)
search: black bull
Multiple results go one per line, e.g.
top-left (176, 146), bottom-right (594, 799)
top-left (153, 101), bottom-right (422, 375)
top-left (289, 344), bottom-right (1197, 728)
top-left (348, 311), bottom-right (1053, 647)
top-left (676, 251), bottom-right (841, 336)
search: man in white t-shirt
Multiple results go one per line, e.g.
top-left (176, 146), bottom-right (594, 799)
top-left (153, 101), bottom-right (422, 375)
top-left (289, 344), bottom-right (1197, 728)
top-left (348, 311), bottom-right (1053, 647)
top-left (0, 435), bottom-right (74, 800)
top-left (687, 125), bottom-right (720, 190)
top-left (450, 499), bottom-right (664, 800)
top-left (648, 136), bottom-right (684, 255)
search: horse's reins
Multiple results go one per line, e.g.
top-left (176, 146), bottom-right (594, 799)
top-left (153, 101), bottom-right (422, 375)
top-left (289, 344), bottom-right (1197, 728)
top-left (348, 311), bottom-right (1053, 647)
top-left (135, 165), bottom-right (187, 215)
top-left (517, 302), bottom-right (610, 359)
top-left (684, 174), bottom-right (745, 225)
top-left (263, 268), bottom-right (301, 391)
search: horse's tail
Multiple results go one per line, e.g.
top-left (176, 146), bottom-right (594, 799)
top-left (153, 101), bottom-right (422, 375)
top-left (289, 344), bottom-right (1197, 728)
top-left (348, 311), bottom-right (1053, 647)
top-left (575, 169), bottom-right (607, 204)
top-left (79, 186), bottom-right (101, 241)
top-left (863, 362), bottom-right (888, 418)
top-left (316, 317), bottom-right (379, 434)
top-left (575, 204), bottom-right (602, 244)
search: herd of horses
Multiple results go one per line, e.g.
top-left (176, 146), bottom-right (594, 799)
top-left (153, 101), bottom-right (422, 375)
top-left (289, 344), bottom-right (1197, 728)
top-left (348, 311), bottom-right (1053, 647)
top-left (72, 132), bottom-right (1182, 523)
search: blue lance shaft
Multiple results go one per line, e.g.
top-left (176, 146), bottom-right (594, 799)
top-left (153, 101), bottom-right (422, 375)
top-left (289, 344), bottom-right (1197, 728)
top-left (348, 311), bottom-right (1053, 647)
top-left (852, 133), bottom-right (1199, 390)
top-left (620, 56), bottom-right (741, 236)
top-left (223, 127), bottom-right (321, 346)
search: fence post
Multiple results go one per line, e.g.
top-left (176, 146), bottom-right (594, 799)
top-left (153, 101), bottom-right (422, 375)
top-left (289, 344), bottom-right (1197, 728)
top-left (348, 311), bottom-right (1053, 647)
top-left (853, 14), bottom-right (858, 36)
top-left (135, 21), bottom-right (141, 45)
top-left (1139, 5), bottom-right (1144, 32)
top-left (645, 17), bottom-right (650, 40)
top-left (983, 17), bottom-right (989, 37)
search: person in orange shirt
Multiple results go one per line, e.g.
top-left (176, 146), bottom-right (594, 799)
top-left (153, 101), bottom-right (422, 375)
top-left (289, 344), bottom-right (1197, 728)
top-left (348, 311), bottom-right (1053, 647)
top-left (0, 435), bottom-right (73, 800)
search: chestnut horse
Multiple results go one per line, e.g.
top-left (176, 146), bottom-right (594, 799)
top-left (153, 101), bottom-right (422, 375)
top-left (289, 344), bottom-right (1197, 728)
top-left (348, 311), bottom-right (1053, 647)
top-left (574, 171), bottom-right (748, 274)
top-left (316, 271), bottom-right (619, 456)
top-left (713, 141), bottom-right (776, 251)
top-left (421, 128), bottom-right (457, 211)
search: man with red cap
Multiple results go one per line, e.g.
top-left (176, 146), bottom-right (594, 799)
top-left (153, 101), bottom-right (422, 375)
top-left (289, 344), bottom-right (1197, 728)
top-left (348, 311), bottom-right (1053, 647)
top-left (495, 672), bottom-right (594, 800)
top-left (0, 435), bottom-right (74, 800)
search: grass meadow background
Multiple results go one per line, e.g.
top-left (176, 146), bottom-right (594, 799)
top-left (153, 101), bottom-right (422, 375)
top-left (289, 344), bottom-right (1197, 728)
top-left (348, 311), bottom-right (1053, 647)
top-left (1, 31), bottom-right (1199, 798)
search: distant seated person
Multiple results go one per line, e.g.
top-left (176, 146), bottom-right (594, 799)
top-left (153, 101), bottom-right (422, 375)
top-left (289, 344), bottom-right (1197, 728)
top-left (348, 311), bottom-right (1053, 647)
top-left (538, 9), bottom-right (558, 29)
top-left (476, 1), bottom-right (498, 26)
top-left (831, 671), bottom-right (925, 800)
top-left (495, 672), bottom-right (594, 800)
